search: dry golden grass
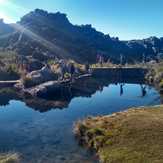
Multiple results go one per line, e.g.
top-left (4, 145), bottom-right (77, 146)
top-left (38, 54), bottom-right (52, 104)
top-left (75, 105), bottom-right (163, 163)
top-left (0, 153), bottom-right (20, 163)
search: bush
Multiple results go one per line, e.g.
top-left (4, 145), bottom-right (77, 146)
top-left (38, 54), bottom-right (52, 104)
top-left (0, 63), bottom-right (20, 80)
top-left (6, 64), bottom-right (19, 75)
top-left (159, 80), bottom-right (163, 88)
top-left (22, 77), bottom-right (37, 88)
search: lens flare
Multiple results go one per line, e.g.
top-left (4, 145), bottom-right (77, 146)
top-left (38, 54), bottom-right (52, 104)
top-left (0, 0), bottom-right (7, 4)
top-left (0, 12), bottom-right (13, 23)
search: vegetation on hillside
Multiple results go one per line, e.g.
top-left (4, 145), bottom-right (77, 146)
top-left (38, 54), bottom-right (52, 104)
top-left (0, 50), bottom-right (44, 81)
top-left (0, 153), bottom-right (20, 163)
top-left (0, 51), bottom-right (20, 80)
top-left (0, 9), bottom-right (163, 63)
top-left (74, 105), bottom-right (163, 163)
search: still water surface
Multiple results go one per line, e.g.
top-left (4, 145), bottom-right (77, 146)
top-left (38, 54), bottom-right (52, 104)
top-left (0, 81), bottom-right (161, 163)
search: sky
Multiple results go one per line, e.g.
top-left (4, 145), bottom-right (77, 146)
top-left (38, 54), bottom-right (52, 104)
top-left (0, 0), bottom-right (162, 40)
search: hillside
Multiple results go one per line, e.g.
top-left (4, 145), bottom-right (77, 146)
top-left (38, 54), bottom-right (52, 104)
top-left (0, 9), bottom-right (163, 63)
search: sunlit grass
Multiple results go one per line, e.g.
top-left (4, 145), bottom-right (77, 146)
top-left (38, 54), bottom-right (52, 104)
top-left (75, 105), bottom-right (163, 163)
top-left (0, 153), bottom-right (20, 163)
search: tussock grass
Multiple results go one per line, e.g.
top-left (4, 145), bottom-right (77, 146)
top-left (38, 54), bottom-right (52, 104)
top-left (74, 105), bottom-right (163, 163)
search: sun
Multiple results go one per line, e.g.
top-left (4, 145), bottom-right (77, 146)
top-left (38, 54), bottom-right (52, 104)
top-left (0, 0), bottom-right (9, 7)
top-left (0, 0), bottom-right (7, 3)
top-left (0, 0), bottom-right (8, 7)
top-left (0, 0), bottom-right (14, 23)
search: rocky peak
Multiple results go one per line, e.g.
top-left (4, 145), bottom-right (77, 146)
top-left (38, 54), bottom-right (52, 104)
top-left (0, 9), bottom-right (163, 63)
top-left (19, 9), bottom-right (71, 28)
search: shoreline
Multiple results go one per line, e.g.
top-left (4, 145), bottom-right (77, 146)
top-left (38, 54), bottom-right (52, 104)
top-left (74, 105), bottom-right (163, 163)
top-left (146, 62), bottom-right (163, 93)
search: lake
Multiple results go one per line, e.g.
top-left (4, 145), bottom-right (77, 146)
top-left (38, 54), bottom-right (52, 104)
top-left (0, 78), bottom-right (161, 163)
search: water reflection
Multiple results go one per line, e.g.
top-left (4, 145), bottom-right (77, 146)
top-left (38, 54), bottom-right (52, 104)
top-left (0, 88), bottom-right (19, 106)
top-left (0, 77), bottom-right (159, 112)
top-left (118, 84), bottom-right (148, 97)
top-left (120, 83), bottom-right (125, 96)
top-left (0, 77), bottom-right (161, 163)
top-left (141, 85), bottom-right (147, 97)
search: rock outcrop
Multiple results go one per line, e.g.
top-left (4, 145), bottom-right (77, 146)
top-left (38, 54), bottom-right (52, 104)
top-left (24, 65), bottom-right (58, 87)
top-left (0, 9), bottom-right (163, 63)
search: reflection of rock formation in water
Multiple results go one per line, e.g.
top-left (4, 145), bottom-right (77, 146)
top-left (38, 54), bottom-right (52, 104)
top-left (24, 77), bottom-right (110, 112)
top-left (71, 77), bottom-right (108, 97)
top-left (92, 68), bottom-right (148, 82)
top-left (120, 84), bottom-right (125, 96)
top-left (24, 97), bottom-right (70, 112)
top-left (22, 77), bottom-right (149, 112)
top-left (0, 78), bottom-right (110, 111)
top-left (0, 88), bottom-right (19, 106)
top-left (0, 77), bottom-right (155, 112)
top-left (141, 85), bottom-right (147, 97)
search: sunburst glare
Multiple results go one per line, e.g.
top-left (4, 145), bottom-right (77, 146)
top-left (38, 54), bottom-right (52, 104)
top-left (0, 0), bottom-right (7, 3)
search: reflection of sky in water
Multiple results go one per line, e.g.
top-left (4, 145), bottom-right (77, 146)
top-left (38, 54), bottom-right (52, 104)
top-left (0, 84), bottom-right (161, 163)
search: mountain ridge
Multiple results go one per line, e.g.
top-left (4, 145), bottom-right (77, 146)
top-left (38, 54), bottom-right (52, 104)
top-left (0, 9), bottom-right (163, 63)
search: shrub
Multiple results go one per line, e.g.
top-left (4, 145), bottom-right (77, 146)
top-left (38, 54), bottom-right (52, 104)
top-left (159, 80), bottom-right (163, 88)
top-left (22, 77), bottom-right (37, 88)
top-left (6, 64), bottom-right (19, 75)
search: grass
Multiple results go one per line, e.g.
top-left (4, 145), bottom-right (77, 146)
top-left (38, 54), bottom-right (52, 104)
top-left (145, 61), bottom-right (163, 91)
top-left (74, 105), bottom-right (163, 163)
top-left (0, 51), bottom-right (21, 80)
top-left (0, 153), bottom-right (20, 163)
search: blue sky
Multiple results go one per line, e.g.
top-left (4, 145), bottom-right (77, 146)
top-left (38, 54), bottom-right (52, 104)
top-left (0, 0), bottom-right (162, 40)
